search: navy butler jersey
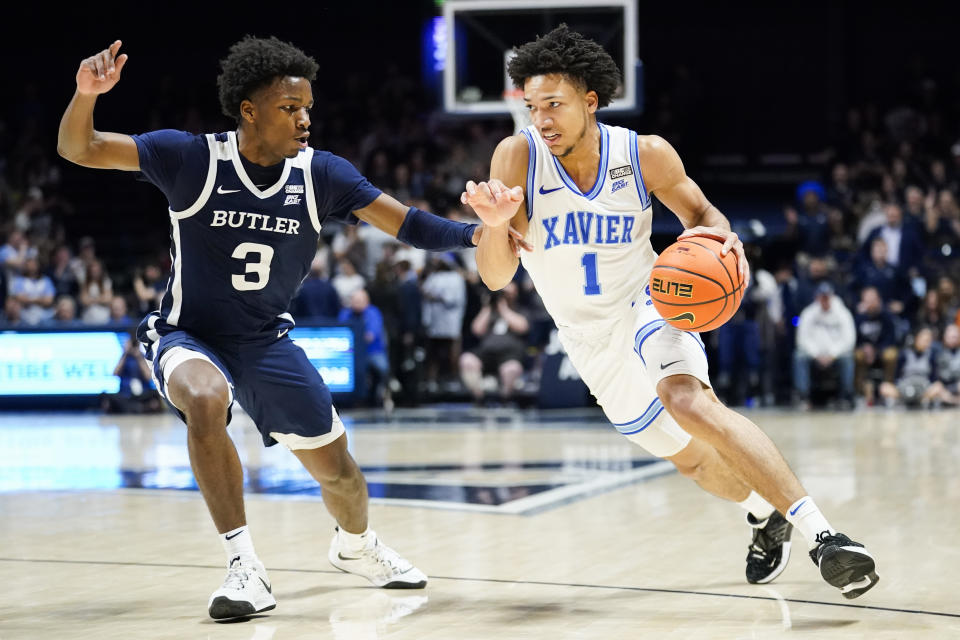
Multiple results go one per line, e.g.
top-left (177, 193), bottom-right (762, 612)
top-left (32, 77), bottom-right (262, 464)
top-left (133, 130), bottom-right (380, 342)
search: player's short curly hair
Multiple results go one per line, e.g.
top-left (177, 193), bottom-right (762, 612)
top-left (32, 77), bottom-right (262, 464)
top-left (217, 36), bottom-right (319, 121)
top-left (507, 24), bottom-right (621, 108)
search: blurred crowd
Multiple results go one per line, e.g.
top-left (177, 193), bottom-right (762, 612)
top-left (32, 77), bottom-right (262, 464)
top-left (2, 63), bottom-right (960, 410)
top-left (713, 102), bottom-right (960, 410)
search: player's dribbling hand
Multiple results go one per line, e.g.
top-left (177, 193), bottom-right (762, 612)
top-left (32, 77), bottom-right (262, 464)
top-left (461, 179), bottom-right (524, 227)
top-left (678, 225), bottom-right (751, 288)
top-left (76, 40), bottom-right (128, 96)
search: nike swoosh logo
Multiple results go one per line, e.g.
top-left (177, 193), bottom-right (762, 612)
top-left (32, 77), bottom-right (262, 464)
top-left (789, 500), bottom-right (807, 516)
top-left (259, 577), bottom-right (272, 594)
top-left (277, 328), bottom-right (289, 339)
top-left (666, 312), bottom-right (696, 324)
top-left (217, 185), bottom-right (241, 194)
top-left (538, 185), bottom-right (564, 195)
top-left (338, 552), bottom-right (359, 561)
top-left (225, 531), bottom-right (244, 540)
top-left (660, 360), bottom-right (682, 370)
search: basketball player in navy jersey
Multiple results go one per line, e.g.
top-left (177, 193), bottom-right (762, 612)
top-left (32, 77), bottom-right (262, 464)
top-left (463, 26), bottom-right (879, 599)
top-left (58, 37), bottom-right (526, 621)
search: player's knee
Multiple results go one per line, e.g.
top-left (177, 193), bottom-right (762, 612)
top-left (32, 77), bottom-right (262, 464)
top-left (657, 378), bottom-right (704, 426)
top-left (176, 381), bottom-right (229, 431)
top-left (313, 447), bottom-right (362, 487)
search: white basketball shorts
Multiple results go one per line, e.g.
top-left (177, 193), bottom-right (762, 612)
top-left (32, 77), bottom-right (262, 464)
top-left (557, 288), bottom-right (712, 458)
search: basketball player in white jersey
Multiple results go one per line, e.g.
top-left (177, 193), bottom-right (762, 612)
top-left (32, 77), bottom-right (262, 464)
top-left (463, 25), bottom-right (879, 599)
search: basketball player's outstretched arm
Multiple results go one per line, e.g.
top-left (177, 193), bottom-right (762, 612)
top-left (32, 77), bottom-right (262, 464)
top-left (57, 40), bottom-right (140, 171)
top-left (640, 135), bottom-right (750, 287)
top-left (462, 135), bottom-right (530, 290)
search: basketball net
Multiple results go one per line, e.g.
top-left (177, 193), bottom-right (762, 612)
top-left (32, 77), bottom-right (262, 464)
top-left (503, 88), bottom-right (530, 135)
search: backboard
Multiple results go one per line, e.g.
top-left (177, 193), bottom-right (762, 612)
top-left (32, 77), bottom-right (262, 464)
top-left (442, 0), bottom-right (640, 116)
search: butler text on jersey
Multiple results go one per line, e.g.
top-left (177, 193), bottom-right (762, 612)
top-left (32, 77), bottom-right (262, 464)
top-left (210, 210), bottom-right (302, 235)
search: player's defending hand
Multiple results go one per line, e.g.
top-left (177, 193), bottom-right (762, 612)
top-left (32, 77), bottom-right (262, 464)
top-left (76, 40), bottom-right (128, 96)
top-left (461, 179), bottom-right (524, 228)
top-left (678, 225), bottom-right (751, 288)
top-left (472, 224), bottom-right (532, 257)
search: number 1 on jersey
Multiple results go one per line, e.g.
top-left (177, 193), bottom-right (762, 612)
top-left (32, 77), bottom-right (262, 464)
top-left (581, 252), bottom-right (602, 296)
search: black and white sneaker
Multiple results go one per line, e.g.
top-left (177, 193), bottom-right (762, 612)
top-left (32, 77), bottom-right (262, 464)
top-left (809, 532), bottom-right (879, 599)
top-left (328, 528), bottom-right (427, 589)
top-left (745, 511), bottom-right (793, 584)
top-left (208, 555), bottom-right (276, 621)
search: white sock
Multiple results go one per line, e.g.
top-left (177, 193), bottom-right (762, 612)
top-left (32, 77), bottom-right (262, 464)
top-left (737, 490), bottom-right (775, 520)
top-left (338, 526), bottom-right (371, 554)
top-left (220, 525), bottom-right (257, 563)
top-left (784, 496), bottom-right (836, 549)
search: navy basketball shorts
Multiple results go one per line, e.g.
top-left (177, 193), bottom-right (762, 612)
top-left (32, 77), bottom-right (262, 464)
top-left (147, 330), bottom-right (345, 449)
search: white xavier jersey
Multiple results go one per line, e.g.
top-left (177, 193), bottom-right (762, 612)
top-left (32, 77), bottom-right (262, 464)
top-left (519, 123), bottom-right (657, 329)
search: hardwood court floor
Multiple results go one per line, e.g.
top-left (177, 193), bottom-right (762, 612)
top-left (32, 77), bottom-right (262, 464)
top-left (0, 406), bottom-right (958, 639)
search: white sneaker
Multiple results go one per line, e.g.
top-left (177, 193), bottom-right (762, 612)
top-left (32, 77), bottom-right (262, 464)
top-left (328, 528), bottom-right (428, 588)
top-left (208, 555), bottom-right (277, 621)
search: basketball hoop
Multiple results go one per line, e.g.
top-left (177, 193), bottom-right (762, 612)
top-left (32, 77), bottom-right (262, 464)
top-left (503, 89), bottom-right (530, 135)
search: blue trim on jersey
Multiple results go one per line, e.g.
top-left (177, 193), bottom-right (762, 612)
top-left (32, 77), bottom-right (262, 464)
top-left (613, 397), bottom-right (666, 435)
top-left (633, 319), bottom-right (666, 366)
top-left (629, 130), bottom-right (651, 209)
top-left (521, 128), bottom-right (536, 220)
top-left (552, 123), bottom-right (608, 200)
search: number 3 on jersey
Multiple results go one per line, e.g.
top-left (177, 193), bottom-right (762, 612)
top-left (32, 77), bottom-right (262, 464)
top-left (232, 242), bottom-right (274, 291)
top-left (581, 252), bottom-right (601, 296)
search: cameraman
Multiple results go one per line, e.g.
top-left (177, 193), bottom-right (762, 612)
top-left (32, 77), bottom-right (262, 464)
top-left (459, 282), bottom-right (529, 405)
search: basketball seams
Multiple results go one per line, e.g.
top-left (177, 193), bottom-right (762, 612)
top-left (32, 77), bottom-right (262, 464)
top-left (681, 238), bottom-right (739, 293)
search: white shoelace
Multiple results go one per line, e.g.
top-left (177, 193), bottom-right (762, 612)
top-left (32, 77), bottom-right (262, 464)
top-left (222, 558), bottom-right (251, 591)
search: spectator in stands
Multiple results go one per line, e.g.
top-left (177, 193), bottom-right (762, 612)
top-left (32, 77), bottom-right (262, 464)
top-left (937, 276), bottom-right (960, 321)
top-left (926, 323), bottom-right (960, 406)
top-left (421, 253), bottom-right (466, 390)
top-left (904, 185), bottom-right (925, 222)
top-left (879, 327), bottom-right (937, 408)
top-left (0, 230), bottom-right (35, 275)
top-left (109, 295), bottom-right (133, 326)
top-left (459, 282), bottom-right (529, 405)
top-left (915, 288), bottom-right (949, 338)
top-left (101, 330), bottom-right (162, 414)
top-left (853, 286), bottom-right (899, 406)
top-left (793, 282), bottom-right (856, 409)
top-left (827, 162), bottom-right (856, 215)
top-left (79, 259), bottom-right (112, 325)
top-left (921, 191), bottom-right (960, 267)
top-left (392, 259), bottom-right (422, 404)
top-left (795, 180), bottom-right (832, 257)
top-left (331, 224), bottom-right (367, 275)
top-left (860, 203), bottom-right (925, 273)
top-left (338, 288), bottom-right (389, 406)
top-left (69, 236), bottom-right (97, 286)
top-left (49, 295), bottom-right (81, 326)
top-left (331, 257), bottom-right (365, 304)
top-left (48, 244), bottom-right (79, 299)
top-left (10, 257), bottom-right (55, 325)
top-left (1, 298), bottom-right (23, 326)
top-left (714, 253), bottom-right (774, 406)
top-left (851, 237), bottom-right (911, 315)
top-left (928, 159), bottom-right (957, 195)
top-left (795, 256), bottom-right (836, 310)
top-left (292, 254), bottom-right (341, 321)
top-left (132, 263), bottom-right (166, 315)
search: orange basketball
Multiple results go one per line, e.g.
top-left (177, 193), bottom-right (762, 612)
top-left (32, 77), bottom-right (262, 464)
top-left (649, 237), bottom-right (744, 332)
